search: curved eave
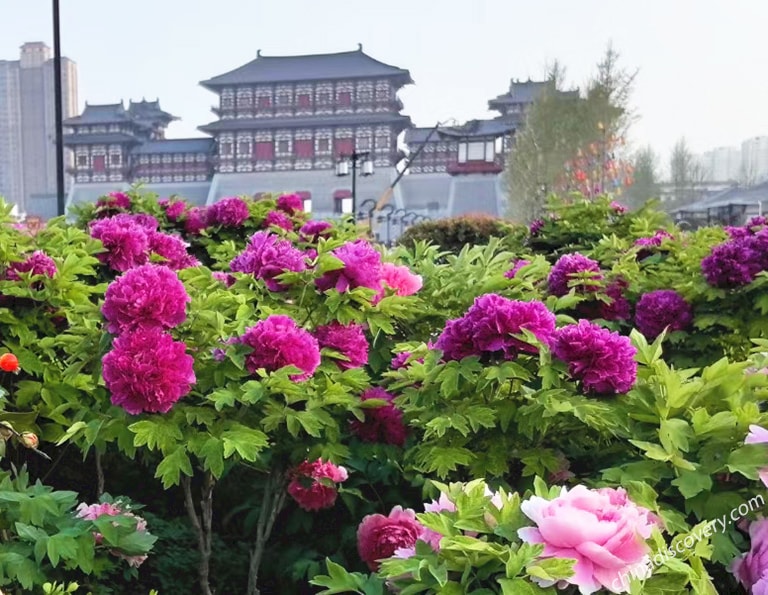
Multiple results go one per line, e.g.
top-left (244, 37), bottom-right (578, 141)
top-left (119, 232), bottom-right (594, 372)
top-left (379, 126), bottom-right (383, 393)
top-left (200, 71), bottom-right (413, 92)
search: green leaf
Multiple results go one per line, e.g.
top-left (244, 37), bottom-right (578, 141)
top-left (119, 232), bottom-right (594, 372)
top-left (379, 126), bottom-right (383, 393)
top-left (671, 470), bottom-right (713, 499)
top-left (498, 578), bottom-right (550, 595)
top-left (129, 418), bottom-right (183, 452)
top-left (727, 444), bottom-right (768, 480)
top-left (198, 436), bottom-right (225, 478)
top-left (155, 446), bottom-right (193, 488)
top-left (221, 425), bottom-right (269, 462)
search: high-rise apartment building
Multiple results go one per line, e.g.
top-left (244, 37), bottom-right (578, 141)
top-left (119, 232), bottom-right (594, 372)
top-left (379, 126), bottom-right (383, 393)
top-left (742, 136), bottom-right (768, 185)
top-left (0, 42), bottom-right (78, 215)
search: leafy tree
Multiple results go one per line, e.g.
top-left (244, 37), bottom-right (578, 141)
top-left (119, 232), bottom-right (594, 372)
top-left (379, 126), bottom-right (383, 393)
top-left (505, 44), bottom-right (636, 221)
top-left (625, 146), bottom-right (662, 208)
top-left (669, 137), bottom-right (708, 207)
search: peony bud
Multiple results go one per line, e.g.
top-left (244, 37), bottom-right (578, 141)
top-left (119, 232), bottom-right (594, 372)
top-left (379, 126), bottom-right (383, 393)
top-left (0, 353), bottom-right (19, 373)
top-left (19, 432), bottom-right (38, 449)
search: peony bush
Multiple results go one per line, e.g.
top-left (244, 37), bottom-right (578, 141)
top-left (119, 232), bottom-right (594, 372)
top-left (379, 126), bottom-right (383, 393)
top-left (2, 190), bottom-right (768, 593)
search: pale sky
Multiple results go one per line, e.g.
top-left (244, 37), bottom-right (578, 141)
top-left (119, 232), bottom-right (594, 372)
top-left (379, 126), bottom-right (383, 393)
top-left (2, 0), bottom-right (766, 161)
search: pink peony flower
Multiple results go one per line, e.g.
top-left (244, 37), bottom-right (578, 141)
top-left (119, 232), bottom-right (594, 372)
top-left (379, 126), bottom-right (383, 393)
top-left (287, 459), bottom-right (348, 511)
top-left (316, 240), bottom-right (383, 294)
top-left (184, 207), bottom-right (208, 235)
top-left (90, 215), bottom-right (151, 272)
top-left (6, 250), bottom-right (57, 280)
top-left (350, 387), bottom-right (407, 447)
top-left (276, 193), bottom-right (304, 215)
top-left (264, 210), bottom-right (294, 231)
top-left (634, 289), bottom-right (692, 339)
top-left (207, 197), bottom-right (250, 227)
top-left (551, 319), bottom-right (637, 395)
top-left (505, 259), bottom-right (530, 279)
top-left (229, 231), bottom-right (306, 291)
top-left (357, 506), bottom-right (422, 571)
top-left (702, 238), bottom-right (763, 288)
top-left (102, 328), bottom-right (195, 414)
top-left (634, 230), bottom-right (674, 260)
top-left (149, 232), bottom-right (200, 270)
top-left (518, 485), bottom-right (658, 595)
top-left (610, 201), bottom-right (627, 214)
top-left (379, 263), bottom-right (422, 297)
top-left (102, 264), bottom-right (190, 334)
top-left (548, 253), bottom-right (603, 297)
top-left (435, 317), bottom-right (477, 362)
top-left (238, 315), bottom-right (320, 381)
top-left (745, 425), bottom-right (768, 488)
top-left (212, 271), bottom-right (234, 286)
top-left (299, 220), bottom-right (333, 242)
top-left (96, 192), bottom-right (131, 211)
top-left (314, 321), bottom-right (369, 369)
top-left (732, 518), bottom-right (768, 594)
top-left (76, 501), bottom-right (149, 567)
top-left (529, 219), bottom-right (545, 236)
top-left (391, 352), bottom-right (414, 370)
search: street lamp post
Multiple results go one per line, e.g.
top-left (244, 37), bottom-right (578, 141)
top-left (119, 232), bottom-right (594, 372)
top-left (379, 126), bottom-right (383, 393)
top-left (335, 151), bottom-right (373, 219)
top-left (52, 0), bottom-right (65, 216)
top-left (356, 198), bottom-right (377, 236)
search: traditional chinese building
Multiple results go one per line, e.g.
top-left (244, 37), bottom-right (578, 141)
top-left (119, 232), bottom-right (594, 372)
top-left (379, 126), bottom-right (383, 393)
top-left (197, 45), bottom-right (412, 214)
top-left (63, 100), bottom-right (214, 205)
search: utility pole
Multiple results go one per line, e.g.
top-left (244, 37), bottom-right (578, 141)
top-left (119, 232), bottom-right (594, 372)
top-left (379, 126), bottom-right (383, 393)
top-left (52, 0), bottom-right (66, 216)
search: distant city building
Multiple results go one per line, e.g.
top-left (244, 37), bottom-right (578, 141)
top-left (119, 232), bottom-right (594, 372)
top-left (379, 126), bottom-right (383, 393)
top-left (741, 136), bottom-right (768, 184)
top-left (697, 146), bottom-right (741, 183)
top-left (0, 42), bottom-right (78, 216)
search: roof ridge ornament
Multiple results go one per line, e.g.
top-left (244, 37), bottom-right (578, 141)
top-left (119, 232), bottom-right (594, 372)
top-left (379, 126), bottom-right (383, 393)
top-left (257, 49), bottom-right (262, 57)
top-left (357, 43), bottom-right (363, 51)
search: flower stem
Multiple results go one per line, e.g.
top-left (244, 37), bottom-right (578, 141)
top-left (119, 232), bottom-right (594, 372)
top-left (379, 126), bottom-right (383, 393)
top-left (182, 472), bottom-right (215, 595)
top-left (246, 469), bottom-right (287, 595)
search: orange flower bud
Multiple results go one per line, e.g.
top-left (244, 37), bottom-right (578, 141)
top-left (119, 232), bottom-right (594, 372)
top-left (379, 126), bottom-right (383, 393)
top-left (0, 353), bottom-right (19, 373)
top-left (19, 432), bottom-right (38, 449)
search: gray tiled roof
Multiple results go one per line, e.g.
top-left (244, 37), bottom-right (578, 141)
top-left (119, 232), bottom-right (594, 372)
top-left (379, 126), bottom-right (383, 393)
top-left (200, 48), bottom-right (413, 88)
top-left (131, 138), bottom-right (215, 155)
top-left (674, 181), bottom-right (768, 213)
top-left (128, 99), bottom-right (177, 123)
top-left (63, 103), bottom-right (130, 126)
top-left (199, 113), bottom-right (412, 133)
top-left (437, 119), bottom-right (515, 139)
top-left (63, 133), bottom-right (140, 145)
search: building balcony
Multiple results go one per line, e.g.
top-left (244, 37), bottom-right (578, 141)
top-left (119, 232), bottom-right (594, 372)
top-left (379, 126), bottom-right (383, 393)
top-left (446, 161), bottom-right (504, 175)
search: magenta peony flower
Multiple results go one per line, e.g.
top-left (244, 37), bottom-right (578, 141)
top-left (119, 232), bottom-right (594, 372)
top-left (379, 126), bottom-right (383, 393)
top-left (184, 207), bottom-right (208, 235)
top-left (315, 321), bottom-right (368, 369)
top-left (102, 328), bottom-right (195, 414)
top-left (548, 253), bottom-right (603, 297)
top-left (350, 387), bottom-right (407, 447)
top-left (634, 289), bottom-right (692, 339)
top-left (264, 209), bottom-right (293, 231)
top-left (76, 501), bottom-right (149, 567)
top-left (229, 231), bottom-right (307, 291)
top-left (357, 506), bottom-right (422, 571)
top-left (287, 459), bottom-right (348, 511)
top-left (149, 232), bottom-right (200, 270)
top-left (276, 193), bottom-right (304, 215)
top-left (519, 485), bottom-right (658, 594)
top-left (391, 352), bottom-right (413, 370)
top-left (468, 294), bottom-right (556, 357)
top-left (90, 215), bottom-right (151, 272)
top-left (212, 271), bottom-right (234, 286)
top-left (96, 192), bottom-right (131, 211)
top-left (733, 518), bottom-right (768, 594)
top-left (551, 319), bottom-right (637, 395)
top-left (238, 315), bottom-right (320, 381)
top-left (529, 219), bottom-right (545, 236)
top-left (435, 316), bottom-right (479, 362)
top-left (299, 220), bottom-right (333, 242)
top-left (599, 279), bottom-right (632, 321)
top-left (378, 263), bottom-right (422, 298)
top-left (207, 197), bottom-right (250, 227)
top-left (437, 295), bottom-right (556, 362)
top-left (316, 240), bottom-right (383, 293)
top-left (745, 425), bottom-right (768, 488)
top-left (634, 230), bottom-right (674, 260)
top-left (161, 199), bottom-right (187, 222)
top-left (505, 259), bottom-right (530, 279)
top-left (702, 238), bottom-right (762, 288)
top-left (102, 264), bottom-right (190, 334)
top-left (6, 250), bottom-right (57, 280)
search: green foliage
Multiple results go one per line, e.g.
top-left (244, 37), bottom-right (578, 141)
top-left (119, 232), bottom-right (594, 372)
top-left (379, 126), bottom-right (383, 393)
top-left (397, 214), bottom-right (518, 255)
